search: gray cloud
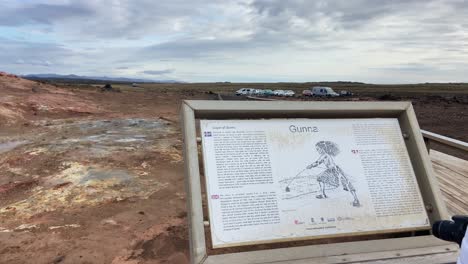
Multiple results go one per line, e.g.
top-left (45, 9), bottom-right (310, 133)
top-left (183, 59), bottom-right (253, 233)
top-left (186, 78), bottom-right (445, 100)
top-left (251, 0), bottom-right (428, 30)
top-left (0, 38), bottom-right (74, 68)
top-left (140, 38), bottom-right (253, 60)
top-left (141, 69), bottom-right (174, 75)
top-left (0, 0), bottom-right (221, 39)
top-left (0, 2), bottom-right (94, 26)
top-left (1, 0), bottom-right (468, 82)
top-left (14, 59), bottom-right (52, 67)
top-left (371, 63), bottom-right (439, 73)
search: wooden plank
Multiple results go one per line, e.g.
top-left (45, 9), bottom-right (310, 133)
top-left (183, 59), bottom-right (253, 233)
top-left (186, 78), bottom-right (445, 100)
top-left (204, 236), bottom-right (455, 264)
top-left (398, 105), bottom-right (450, 222)
top-left (352, 253), bottom-right (458, 264)
top-left (186, 100), bottom-right (409, 119)
top-left (432, 155), bottom-right (468, 176)
top-left (439, 189), bottom-right (466, 208)
top-left (437, 180), bottom-right (468, 201)
top-left (354, 252), bottom-right (458, 264)
top-left (438, 179), bottom-right (467, 199)
top-left (438, 192), bottom-right (467, 215)
top-left (433, 159), bottom-right (467, 179)
top-left (181, 102), bottom-right (208, 264)
top-left (436, 177), bottom-right (463, 197)
top-left (279, 245), bottom-right (459, 264)
top-left (435, 177), bottom-right (467, 214)
top-left (434, 168), bottom-right (468, 189)
top-left (431, 150), bottom-right (468, 176)
top-left (186, 100), bottom-right (410, 112)
top-left (430, 150), bottom-right (468, 216)
top-left (211, 226), bottom-right (430, 249)
top-left (206, 248), bottom-right (459, 264)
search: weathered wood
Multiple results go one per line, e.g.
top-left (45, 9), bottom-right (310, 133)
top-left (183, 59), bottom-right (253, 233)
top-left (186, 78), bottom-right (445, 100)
top-left (181, 103), bottom-right (208, 264)
top-left (212, 226), bottom-right (430, 249)
top-left (282, 245), bottom-right (459, 264)
top-left (185, 100), bottom-right (410, 112)
top-left (424, 137), bottom-right (431, 153)
top-left (185, 100), bottom-right (409, 119)
top-left (181, 100), bottom-right (454, 264)
top-left (431, 150), bottom-right (468, 216)
top-left (204, 237), bottom-right (457, 264)
top-left (422, 130), bottom-right (468, 152)
top-left (398, 105), bottom-right (449, 222)
top-left (361, 252), bottom-right (458, 264)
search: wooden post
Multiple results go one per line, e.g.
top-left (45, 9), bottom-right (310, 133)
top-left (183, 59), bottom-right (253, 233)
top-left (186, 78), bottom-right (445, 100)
top-left (424, 137), bottom-right (431, 153)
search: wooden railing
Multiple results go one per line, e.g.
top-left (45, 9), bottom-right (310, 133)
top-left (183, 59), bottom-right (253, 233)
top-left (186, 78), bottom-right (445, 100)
top-left (421, 130), bottom-right (468, 153)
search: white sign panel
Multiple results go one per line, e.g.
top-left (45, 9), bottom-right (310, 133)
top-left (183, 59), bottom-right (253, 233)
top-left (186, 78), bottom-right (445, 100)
top-left (201, 118), bottom-right (430, 248)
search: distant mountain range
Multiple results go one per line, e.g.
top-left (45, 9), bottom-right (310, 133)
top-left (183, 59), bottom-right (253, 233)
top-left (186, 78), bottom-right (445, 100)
top-left (22, 73), bottom-right (180, 83)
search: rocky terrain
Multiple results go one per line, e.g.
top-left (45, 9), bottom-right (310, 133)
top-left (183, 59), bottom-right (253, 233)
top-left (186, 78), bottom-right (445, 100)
top-left (0, 74), bottom-right (466, 263)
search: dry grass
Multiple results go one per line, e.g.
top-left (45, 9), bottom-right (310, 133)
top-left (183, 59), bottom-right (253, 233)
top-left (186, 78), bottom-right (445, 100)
top-left (118, 82), bottom-right (468, 96)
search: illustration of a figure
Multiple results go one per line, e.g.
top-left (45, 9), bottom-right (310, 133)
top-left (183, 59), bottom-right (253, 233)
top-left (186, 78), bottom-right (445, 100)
top-left (307, 141), bottom-right (360, 207)
top-left (283, 141), bottom-right (360, 207)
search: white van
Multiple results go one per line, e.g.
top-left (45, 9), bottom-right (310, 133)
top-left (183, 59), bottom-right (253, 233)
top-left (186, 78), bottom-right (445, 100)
top-left (236, 88), bottom-right (254, 96)
top-left (311, 86), bottom-right (339, 97)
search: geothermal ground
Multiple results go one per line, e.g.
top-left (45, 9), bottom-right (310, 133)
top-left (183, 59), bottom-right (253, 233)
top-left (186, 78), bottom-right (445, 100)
top-left (0, 74), bottom-right (466, 263)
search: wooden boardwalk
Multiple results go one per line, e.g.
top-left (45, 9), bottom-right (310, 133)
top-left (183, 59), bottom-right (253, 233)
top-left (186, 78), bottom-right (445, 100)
top-left (431, 150), bottom-right (468, 216)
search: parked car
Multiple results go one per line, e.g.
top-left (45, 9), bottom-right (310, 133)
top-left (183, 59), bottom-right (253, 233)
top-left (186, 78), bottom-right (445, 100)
top-left (302, 90), bottom-right (312, 96)
top-left (263, 89), bottom-right (274, 96)
top-left (253, 89), bottom-right (264, 96)
top-left (340, 90), bottom-right (353, 96)
top-left (273, 90), bottom-right (285, 96)
top-left (236, 88), bottom-right (254, 96)
top-left (283, 90), bottom-right (295, 97)
top-left (311, 86), bottom-right (339, 97)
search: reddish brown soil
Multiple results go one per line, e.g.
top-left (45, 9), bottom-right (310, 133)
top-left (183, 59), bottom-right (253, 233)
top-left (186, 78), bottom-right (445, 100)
top-left (0, 76), bottom-right (215, 264)
top-left (0, 76), bottom-right (466, 263)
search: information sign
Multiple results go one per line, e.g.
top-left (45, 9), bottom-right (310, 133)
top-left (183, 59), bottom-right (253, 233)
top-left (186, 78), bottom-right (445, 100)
top-left (201, 118), bottom-right (430, 248)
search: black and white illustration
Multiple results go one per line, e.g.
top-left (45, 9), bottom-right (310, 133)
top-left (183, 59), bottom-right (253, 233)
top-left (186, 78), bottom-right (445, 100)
top-left (281, 141), bottom-right (360, 207)
top-left (201, 119), bottom-right (429, 247)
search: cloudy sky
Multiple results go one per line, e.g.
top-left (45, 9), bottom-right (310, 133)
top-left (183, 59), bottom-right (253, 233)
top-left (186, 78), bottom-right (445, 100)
top-left (1, 0), bottom-right (467, 83)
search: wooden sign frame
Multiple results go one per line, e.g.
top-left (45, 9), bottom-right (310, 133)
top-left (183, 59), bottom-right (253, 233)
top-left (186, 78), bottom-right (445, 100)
top-left (180, 100), bottom-right (454, 264)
